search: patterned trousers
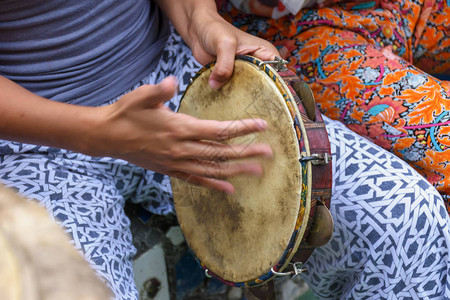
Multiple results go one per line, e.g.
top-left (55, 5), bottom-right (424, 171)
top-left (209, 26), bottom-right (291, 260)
top-left (219, 0), bottom-right (450, 211)
top-left (0, 28), bottom-right (448, 299)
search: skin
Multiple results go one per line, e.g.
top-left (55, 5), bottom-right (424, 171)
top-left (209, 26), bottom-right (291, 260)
top-left (0, 0), bottom-right (280, 194)
top-left (155, 0), bottom-right (279, 89)
top-left (249, 0), bottom-right (276, 17)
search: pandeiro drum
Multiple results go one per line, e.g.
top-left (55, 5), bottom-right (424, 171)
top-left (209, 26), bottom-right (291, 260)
top-left (171, 55), bottom-right (333, 287)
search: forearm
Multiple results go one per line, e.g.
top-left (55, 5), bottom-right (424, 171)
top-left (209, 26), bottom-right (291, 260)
top-left (155, 0), bottom-right (279, 89)
top-left (154, 0), bottom-right (222, 48)
top-left (0, 75), bottom-right (273, 193)
top-left (0, 76), bottom-right (99, 155)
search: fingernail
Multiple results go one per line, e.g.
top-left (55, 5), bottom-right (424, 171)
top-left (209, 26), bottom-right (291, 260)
top-left (161, 76), bottom-right (178, 92)
top-left (224, 186), bottom-right (234, 195)
top-left (256, 144), bottom-right (273, 157)
top-left (252, 166), bottom-right (264, 176)
top-left (209, 78), bottom-right (221, 90)
top-left (265, 148), bottom-right (274, 158)
top-left (257, 119), bottom-right (268, 130)
top-left (164, 75), bottom-right (178, 85)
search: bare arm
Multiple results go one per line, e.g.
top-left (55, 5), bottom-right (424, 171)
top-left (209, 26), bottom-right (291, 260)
top-left (0, 75), bottom-right (98, 154)
top-left (155, 0), bottom-right (280, 88)
top-left (0, 0), bottom-right (279, 193)
top-left (0, 75), bottom-right (272, 193)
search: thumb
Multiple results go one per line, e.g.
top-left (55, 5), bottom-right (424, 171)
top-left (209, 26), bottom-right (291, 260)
top-left (208, 38), bottom-right (237, 90)
top-left (133, 76), bottom-right (178, 108)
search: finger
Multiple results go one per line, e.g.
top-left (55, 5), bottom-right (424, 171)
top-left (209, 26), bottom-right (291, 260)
top-left (251, 46), bottom-right (281, 61)
top-left (235, 35), bottom-right (281, 61)
top-left (192, 48), bottom-right (215, 66)
top-left (208, 37), bottom-right (237, 90)
top-left (175, 141), bottom-right (273, 161)
top-left (181, 117), bottom-right (268, 141)
top-left (171, 172), bottom-right (235, 195)
top-left (131, 76), bottom-right (178, 108)
top-left (175, 159), bottom-right (264, 179)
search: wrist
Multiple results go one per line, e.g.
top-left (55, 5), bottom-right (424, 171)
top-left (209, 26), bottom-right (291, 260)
top-left (187, 5), bottom-right (222, 39)
top-left (156, 0), bottom-right (219, 46)
top-left (68, 106), bottom-right (106, 156)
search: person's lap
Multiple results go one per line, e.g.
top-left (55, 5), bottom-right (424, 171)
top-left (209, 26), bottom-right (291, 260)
top-left (303, 116), bottom-right (450, 299)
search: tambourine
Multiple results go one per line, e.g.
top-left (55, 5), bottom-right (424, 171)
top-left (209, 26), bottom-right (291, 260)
top-left (172, 55), bottom-right (333, 287)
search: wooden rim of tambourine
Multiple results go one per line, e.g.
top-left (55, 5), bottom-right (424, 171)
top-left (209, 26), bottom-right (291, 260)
top-left (172, 55), bottom-right (322, 287)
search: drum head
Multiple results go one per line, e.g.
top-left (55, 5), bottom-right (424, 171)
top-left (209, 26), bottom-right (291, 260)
top-left (172, 59), bottom-right (303, 283)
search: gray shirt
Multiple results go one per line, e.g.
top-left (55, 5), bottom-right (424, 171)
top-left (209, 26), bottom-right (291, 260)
top-left (0, 0), bottom-right (170, 106)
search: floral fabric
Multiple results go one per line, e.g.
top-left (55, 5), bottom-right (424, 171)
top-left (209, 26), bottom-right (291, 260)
top-left (218, 0), bottom-right (450, 210)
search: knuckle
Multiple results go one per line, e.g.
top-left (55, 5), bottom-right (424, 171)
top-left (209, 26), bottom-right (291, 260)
top-left (173, 147), bottom-right (190, 160)
top-left (167, 121), bottom-right (187, 139)
top-left (158, 129), bottom-right (175, 144)
top-left (157, 143), bottom-right (174, 161)
top-left (216, 127), bottom-right (230, 140)
top-left (219, 36), bottom-right (237, 49)
top-left (164, 158), bottom-right (176, 169)
top-left (168, 148), bottom-right (182, 160)
top-left (202, 162), bottom-right (220, 178)
top-left (216, 123), bottom-right (240, 140)
top-left (213, 65), bottom-right (233, 80)
top-left (203, 142), bottom-right (226, 160)
top-left (229, 145), bottom-right (244, 158)
top-left (168, 127), bottom-right (182, 140)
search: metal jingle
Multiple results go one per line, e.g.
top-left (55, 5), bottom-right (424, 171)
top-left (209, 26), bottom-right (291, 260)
top-left (305, 203), bottom-right (334, 247)
top-left (292, 81), bottom-right (316, 121)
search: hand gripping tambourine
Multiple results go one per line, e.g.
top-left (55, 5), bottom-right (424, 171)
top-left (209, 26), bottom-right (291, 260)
top-left (171, 55), bottom-right (333, 287)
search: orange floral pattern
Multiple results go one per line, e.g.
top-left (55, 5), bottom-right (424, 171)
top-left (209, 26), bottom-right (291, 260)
top-left (218, 0), bottom-right (450, 210)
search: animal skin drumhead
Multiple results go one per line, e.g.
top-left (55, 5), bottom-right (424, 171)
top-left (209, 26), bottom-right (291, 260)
top-left (172, 60), bottom-right (303, 283)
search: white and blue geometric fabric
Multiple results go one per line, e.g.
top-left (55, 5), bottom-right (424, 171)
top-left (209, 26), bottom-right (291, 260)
top-left (301, 116), bottom-right (450, 299)
top-left (0, 28), bottom-right (448, 300)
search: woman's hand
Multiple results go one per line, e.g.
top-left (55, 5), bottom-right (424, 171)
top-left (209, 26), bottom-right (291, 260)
top-left (93, 77), bottom-right (273, 194)
top-left (188, 8), bottom-right (279, 89)
top-left (0, 75), bottom-right (272, 194)
top-left (155, 0), bottom-right (280, 89)
top-left (0, 1), bottom-right (279, 194)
